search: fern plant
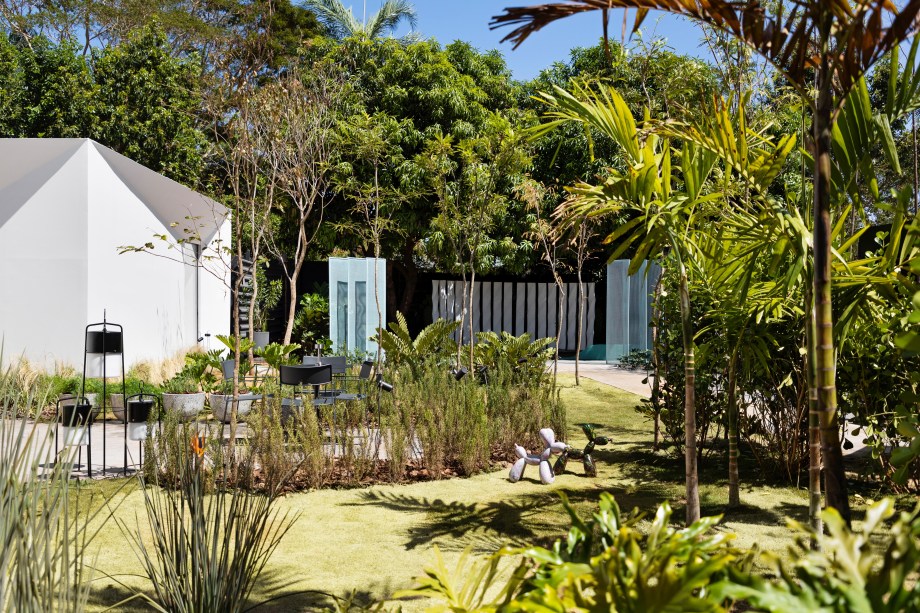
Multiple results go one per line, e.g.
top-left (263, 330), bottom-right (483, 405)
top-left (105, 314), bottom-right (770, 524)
top-left (474, 331), bottom-right (552, 386)
top-left (375, 314), bottom-right (459, 380)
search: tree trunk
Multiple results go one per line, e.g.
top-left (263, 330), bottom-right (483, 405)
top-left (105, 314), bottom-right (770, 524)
top-left (727, 341), bottom-right (740, 508)
top-left (468, 266), bottom-right (476, 370)
top-left (553, 279), bottom-right (565, 389)
top-left (283, 274), bottom-right (298, 346)
top-left (679, 259), bottom-right (699, 525)
top-left (805, 281), bottom-right (823, 537)
top-left (813, 63), bottom-right (851, 525)
top-left (398, 246), bottom-right (418, 317)
top-left (651, 270), bottom-right (663, 451)
top-left (575, 241), bottom-right (585, 386)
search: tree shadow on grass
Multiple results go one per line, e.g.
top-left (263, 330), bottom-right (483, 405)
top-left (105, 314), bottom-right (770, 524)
top-left (86, 573), bottom-right (389, 613)
top-left (348, 479), bottom-right (675, 553)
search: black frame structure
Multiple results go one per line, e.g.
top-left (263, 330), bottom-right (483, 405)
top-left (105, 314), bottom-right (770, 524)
top-left (55, 315), bottom-right (128, 478)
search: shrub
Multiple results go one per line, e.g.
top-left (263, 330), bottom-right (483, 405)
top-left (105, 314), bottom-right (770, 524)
top-left (715, 498), bottom-right (920, 612)
top-left (376, 314), bottom-right (460, 379)
top-left (397, 492), bottom-right (741, 612)
top-left (127, 419), bottom-right (297, 612)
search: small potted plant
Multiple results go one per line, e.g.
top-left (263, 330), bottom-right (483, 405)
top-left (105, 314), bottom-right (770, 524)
top-left (161, 374), bottom-right (205, 422)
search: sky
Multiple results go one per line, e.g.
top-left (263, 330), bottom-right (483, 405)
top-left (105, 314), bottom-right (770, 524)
top-left (403, 2), bottom-right (714, 81)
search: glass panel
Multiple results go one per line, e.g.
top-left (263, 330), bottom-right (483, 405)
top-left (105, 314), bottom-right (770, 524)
top-left (355, 281), bottom-right (367, 353)
top-left (337, 281), bottom-right (348, 352)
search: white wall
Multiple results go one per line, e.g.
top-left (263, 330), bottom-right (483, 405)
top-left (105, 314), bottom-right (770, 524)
top-left (0, 144), bottom-right (88, 367)
top-left (197, 219), bottom-right (231, 344)
top-left (0, 139), bottom-right (230, 370)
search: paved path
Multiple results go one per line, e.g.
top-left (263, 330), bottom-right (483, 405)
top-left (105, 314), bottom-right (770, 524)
top-left (554, 361), bottom-right (651, 397)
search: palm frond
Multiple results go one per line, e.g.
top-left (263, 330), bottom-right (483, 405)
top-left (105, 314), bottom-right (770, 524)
top-left (367, 0), bottom-right (418, 38)
top-left (301, 0), bottom-right (362, 39)
top-left (492, 1), bottom-right (920, 100)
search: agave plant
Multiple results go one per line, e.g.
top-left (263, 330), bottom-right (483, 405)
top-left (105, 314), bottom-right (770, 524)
top-left (374, 313), bottom-right (460, 380)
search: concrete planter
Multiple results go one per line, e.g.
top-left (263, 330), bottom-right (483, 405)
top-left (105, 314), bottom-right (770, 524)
top-left (209, 394), bottom-right (254, 423)
top-left (162, 393), bottom-right (206, 421)
top-left (253, 330), bottom-right (270, 350)
top-left (110, 393), bottom-right (126, 423)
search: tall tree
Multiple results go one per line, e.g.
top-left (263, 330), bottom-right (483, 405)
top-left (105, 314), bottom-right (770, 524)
top-left (493, 0), bottom-right (920, 527)
top-left (301, 0), bottom-right (417, 40)
top-left (263, 62), bottom-right (347, 345)
top-left (92, 24), bottom-right (207, 187)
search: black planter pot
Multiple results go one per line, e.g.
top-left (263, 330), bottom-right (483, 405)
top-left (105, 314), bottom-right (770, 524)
top-left (60, 401), bottom-right (93, 427)
top-left (126, 394), bottom-right (155, 423)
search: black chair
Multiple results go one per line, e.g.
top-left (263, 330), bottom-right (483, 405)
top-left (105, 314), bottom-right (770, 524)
top-left (280, 364), bottom-right (335, 407)
top-left (336, 360), bottom-right (375, 402)
top-left (302, 356), bottom-right (349, 397)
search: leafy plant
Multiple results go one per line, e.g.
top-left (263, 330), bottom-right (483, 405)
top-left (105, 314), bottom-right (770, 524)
top-left (473, 331), bottom-right (552, 386)
top-left (292, 290), bottom-right (332, 355)
top-left (255, 342), bottom-right (301, 372)
top-left (375, 314), bottom-right (460, 380)
top-left (0, 356), bottom-right (114, 611)
top-left (397, 492), bottom-right (740, 612)
top-left (714, 498), bottom-right (920, 612)
top-left (162, 375), bottom-right (199, 395)
top-left (252, 268), bottom-right (282, 331)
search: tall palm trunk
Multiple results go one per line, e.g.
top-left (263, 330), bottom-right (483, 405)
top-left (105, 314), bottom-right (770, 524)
top-left (726, 339), bottom-right (740, 508)
top-left (678, 258), bottom-right (699, 525)
top-left (813, 60), bottom-right (851, 525)
top-left (805, 281), bottom-right (823, 536)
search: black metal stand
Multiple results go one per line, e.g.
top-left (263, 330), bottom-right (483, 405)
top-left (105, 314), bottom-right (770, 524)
top-left (80, 314), bottom-right (125, 478)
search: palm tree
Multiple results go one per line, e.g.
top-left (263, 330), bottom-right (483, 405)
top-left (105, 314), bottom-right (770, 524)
top-left (493, 0), bottom-right (920, 527)
top-left (534, 83), bottom-right (720, 524)
top-left (301, 0), bottom-right (418, 40)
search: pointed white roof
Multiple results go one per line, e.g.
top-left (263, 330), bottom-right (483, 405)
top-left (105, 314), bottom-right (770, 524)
top-left (0, 138), bottom-right (227, 245)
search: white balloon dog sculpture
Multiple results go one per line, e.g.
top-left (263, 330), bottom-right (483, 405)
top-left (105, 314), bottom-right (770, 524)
top-left (509, 428), bottom-right (567, 484)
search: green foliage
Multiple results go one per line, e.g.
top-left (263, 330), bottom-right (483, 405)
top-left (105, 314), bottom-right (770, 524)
top-left (252, 266), bottom-right (282, 331)
top-left (162, 374), bottom-right (199, 395)
top-left (0, 357), bottom-right (110, 611)
top-left (292, 291), bottom-right (331, 354)
top-left (375, 314), bottom-right (460, 379)
top-left (715, 498), bottom-right (920, 612)
top-left (379, 362), bottom-right (564, 477)
top-left (255, 342), bottom-right (300, 372)
top-left (473, 331), bottom-right (552, 386)
top-left (303, 0), bottom-right (417, 40)
top-left (0, 35), bottom-right (95, 138)
top-left (127, 420), bottom-right (297, 613)
top-left (397, 492), bottom-right (739, 612)
top-left (92, 23), bottom-right (206, 186)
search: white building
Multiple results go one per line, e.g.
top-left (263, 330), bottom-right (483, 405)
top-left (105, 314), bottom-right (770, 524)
top-left (0, 138), bottom-right (230, 369)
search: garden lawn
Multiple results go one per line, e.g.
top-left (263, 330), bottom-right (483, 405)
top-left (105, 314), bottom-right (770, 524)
top-left (87, 374), bottom-right (828, 611)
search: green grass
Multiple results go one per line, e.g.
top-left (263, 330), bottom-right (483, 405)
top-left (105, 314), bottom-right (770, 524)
top-left (84, 374), bottom-right (840, 611)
